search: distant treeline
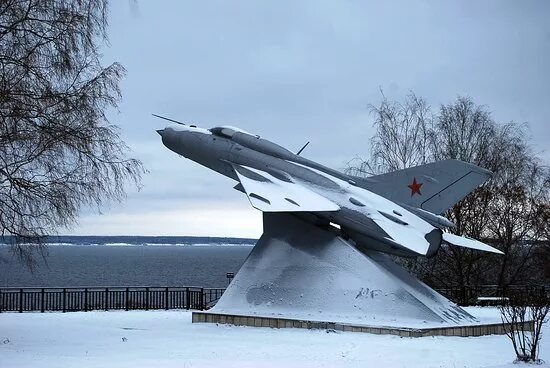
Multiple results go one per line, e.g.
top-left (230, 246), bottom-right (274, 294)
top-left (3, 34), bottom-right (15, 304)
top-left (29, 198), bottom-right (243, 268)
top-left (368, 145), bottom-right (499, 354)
top-left (0, 235), bottom-right (257, 246)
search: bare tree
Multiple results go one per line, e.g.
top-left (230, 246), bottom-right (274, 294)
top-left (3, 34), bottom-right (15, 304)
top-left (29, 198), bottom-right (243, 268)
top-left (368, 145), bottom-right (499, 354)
top-left (0, 0), bottom-right (143, 266)
top-left (432, 120), bottom-right (548, 291)
top-left (486, 129), bottom-right (549, 287)
top-left (426, 99), bottom-right (494, 290)
top-left (348, 94), bottom-right (550, 291)
top-left (534, 202), bottom-right (550, 283)
top-left (345, 91), bottom-right (432, 176)
top-left (500, 290), bottom-right (549, 363)
top-left (432, 97), bottom-right (495, 164)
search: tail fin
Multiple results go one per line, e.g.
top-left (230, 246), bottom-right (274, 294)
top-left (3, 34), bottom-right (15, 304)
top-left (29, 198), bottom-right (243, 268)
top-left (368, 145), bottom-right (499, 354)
top-left (355, 159), bottom-right (492, 214)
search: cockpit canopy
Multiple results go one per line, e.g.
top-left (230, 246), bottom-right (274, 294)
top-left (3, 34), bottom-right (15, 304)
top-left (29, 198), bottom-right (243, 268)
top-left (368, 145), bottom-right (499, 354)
top-left (210, 126), bottom-right (258, 139)
top-left (210, 125), bottom-right (296, 159)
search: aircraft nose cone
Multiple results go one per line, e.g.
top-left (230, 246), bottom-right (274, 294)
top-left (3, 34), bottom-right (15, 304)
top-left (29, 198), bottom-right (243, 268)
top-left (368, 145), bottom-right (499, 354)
top-left (156, 129), bottom-right (165, 136)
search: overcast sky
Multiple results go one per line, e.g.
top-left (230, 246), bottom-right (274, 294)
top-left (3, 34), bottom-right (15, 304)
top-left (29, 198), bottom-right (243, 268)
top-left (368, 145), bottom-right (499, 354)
top-left (69, 0), bottom-right (550, 238)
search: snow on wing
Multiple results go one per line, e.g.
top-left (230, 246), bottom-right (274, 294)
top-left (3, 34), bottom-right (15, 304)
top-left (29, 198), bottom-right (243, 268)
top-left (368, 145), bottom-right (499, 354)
top-left (232, 164), bottom-right (340, 212)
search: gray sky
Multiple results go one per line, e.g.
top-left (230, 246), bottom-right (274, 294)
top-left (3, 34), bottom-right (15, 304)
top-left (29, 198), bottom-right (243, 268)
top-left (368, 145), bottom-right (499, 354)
top-left (70, 0), bottom-right (550, 237)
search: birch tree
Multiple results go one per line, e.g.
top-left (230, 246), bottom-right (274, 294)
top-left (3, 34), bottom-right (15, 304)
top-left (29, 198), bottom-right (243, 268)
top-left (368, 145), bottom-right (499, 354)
top-left (0, 0), bottom-right (143, 266)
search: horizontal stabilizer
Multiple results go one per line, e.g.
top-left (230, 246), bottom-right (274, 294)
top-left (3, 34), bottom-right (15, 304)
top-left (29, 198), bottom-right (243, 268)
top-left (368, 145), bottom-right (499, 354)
top-left (442, 232), bottom-right (503, 254)
top-left (232, 164), bottom-right (340, 213)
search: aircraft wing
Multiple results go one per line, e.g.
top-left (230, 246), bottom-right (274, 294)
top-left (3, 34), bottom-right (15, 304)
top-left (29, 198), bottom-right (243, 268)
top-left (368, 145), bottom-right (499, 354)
top-left (232, 164), bottom-right (340, 212)
top-left (367, 213), bottom-right (433, 256)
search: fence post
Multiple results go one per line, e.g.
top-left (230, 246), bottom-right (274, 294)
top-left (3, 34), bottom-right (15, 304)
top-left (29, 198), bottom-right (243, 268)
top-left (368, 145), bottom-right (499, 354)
top-left (165, 287), bottom-right (169, 310)
top-left (19, 288), bottom-right (23, 313)
top-left (84, 288), bottom-right (88, 312)
top-left (105, 288), bottom-right (109, 311)
top-left (125, 287), bottom-right (129, 311)
top-left (145, 287), bottom-right (150, 310)
top-left (40, 288), bottom-right (45, 313)
top-left (62, 288), bottom-right (66, 313)
top-left (185, 287), bottom-right (190, 310)
top-left (0, 289), bottom-right (2, 313)
top-left (200, 288), bottom-right (204, 310)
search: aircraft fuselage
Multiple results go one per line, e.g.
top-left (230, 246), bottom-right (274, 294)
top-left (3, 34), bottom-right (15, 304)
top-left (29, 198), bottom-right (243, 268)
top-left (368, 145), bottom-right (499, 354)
top-left (158, 125), bottom-right (437, 258)
top-left (157, 122), bottom-right (502, 258)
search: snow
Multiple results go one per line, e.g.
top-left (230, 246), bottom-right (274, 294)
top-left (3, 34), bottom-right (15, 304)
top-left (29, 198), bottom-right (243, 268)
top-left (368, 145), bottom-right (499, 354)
top-left (1, 308), bottom-right (548, 368)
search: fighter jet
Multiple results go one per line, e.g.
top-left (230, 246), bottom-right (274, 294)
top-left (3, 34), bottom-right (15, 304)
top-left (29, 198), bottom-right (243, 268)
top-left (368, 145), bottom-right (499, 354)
top-left (155, 116), bottom-right (502, 258)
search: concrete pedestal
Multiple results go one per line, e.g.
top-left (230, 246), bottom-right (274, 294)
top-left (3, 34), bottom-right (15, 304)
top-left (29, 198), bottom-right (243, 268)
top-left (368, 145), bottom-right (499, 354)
top-left (208, 213), bottom-right (477, 328)
top-left (192, 311), bottom-right (532, 337)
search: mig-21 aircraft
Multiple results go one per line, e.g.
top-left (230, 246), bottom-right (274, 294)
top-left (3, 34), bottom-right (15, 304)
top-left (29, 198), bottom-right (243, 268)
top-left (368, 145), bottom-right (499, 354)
top-left (155, 115), bottom-right (502, 259)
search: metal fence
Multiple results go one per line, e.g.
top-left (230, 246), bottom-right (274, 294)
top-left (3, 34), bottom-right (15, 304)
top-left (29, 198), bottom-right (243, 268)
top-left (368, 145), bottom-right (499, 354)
top-left (435, 284), bottom-right (548, 306)
top-left (2, 284), bottom-right (546, 313)
top-left (0, 286), bottom-right (226, 313)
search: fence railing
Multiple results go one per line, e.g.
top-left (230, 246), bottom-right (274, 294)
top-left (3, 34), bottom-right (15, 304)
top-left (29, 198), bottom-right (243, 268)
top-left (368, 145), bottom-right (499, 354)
top-left (0, 286), bottom-right (226, 313)
top-left (2, 284), bottom-right (546, 312)
top-left (435, 284), bottom-right (548, 306)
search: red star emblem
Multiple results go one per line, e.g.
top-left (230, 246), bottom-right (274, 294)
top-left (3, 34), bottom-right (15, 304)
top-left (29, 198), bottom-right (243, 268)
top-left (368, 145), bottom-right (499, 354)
top-left (407, 177), bottom-right (423, 197)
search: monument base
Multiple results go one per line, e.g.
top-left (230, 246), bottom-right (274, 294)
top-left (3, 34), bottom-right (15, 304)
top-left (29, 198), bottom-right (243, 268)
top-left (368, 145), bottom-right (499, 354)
top-left (192, 311), bottom-right (532, 337)
top-left (198, 213), bottom-right (530, 335)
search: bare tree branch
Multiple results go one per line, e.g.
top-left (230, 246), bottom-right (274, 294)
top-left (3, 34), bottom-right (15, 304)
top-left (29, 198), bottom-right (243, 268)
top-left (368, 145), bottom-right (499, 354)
top-left (348, 94), bottom-right (550, 289)
top-left (0, 0), bottom-right (144, 268)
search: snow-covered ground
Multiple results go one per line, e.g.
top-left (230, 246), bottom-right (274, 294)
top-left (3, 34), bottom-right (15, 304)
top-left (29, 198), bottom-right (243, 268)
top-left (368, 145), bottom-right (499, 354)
top-left (0, 308), bottom-right (548, 368)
